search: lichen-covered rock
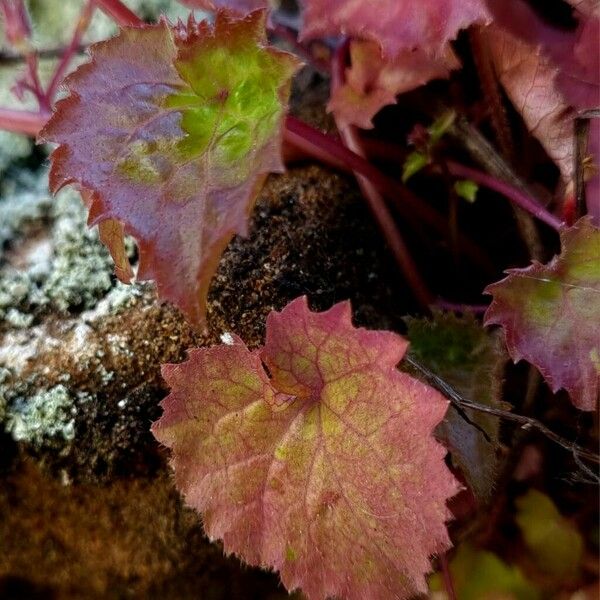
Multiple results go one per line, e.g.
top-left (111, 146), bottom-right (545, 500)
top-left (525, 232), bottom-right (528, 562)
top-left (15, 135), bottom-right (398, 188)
top-left (4, 384), bottom-right (75, 447)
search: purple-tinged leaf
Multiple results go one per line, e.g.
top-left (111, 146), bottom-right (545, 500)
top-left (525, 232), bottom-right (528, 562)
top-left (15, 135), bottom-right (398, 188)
top-left (485, 219), bottom-right (600, 410)
top-left (41, 11), bottom-right (300, 327)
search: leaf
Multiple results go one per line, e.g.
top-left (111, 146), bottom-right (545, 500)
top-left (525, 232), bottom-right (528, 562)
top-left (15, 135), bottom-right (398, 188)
top-left (454, 179), bottom-right (479, 203)
top-left (328, 39), bottom-right (459, 129)
top-left (429, 543), bottom-right (540, 600)
top-left (485, 0), bottom-right (599, 223)
top-left (405, 311), bottom-right (505, 503)
top-left (485, 24), bottom-right (575, 187)
top-left (516, 489), bottom-right (583, 580)
top-left (152, 296), bottom-right (459, 600)
top-left (83, 189), bottom-right (133, 284)
top-left (40, 11), bottom-right (300, 327)
top-left (485, 218), bottom-right (600, 411)
top-left (489, 0), bottom-right (599, 110)
top-left (177, 0), bottom-right (269, 12)
top-left (402, 151), bottom-right (430, 183)
top-left (301, 0), bottom-right (490, 58)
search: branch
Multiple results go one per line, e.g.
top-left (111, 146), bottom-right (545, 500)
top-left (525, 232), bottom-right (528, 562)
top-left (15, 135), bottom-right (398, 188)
top-left (574, 117), bottom-right (591, 220)
top-left (0, 107), bottom-right (49, 136)
top-left (405, 355), bottom-right (600, 466)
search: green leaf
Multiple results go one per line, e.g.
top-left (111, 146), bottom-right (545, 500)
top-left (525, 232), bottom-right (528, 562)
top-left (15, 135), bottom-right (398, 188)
top-left (428, 110), bottom-right (456, 144)
top-left (430, 543), bottom-right (540, 600)
top-left (454, 179), bottom-right (479, 203)
top-left (402, 151), bottom-right (429, 182)
top-left (516, 489), bottom-right (583, 580)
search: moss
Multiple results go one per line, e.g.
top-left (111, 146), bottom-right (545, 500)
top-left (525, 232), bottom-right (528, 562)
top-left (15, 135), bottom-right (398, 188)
top-left (4, 384), bottom-right (76, 447)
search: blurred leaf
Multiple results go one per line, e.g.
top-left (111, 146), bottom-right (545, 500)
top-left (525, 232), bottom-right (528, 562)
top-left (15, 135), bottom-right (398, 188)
top-left (430, 543), bottom-right (540, 600)
top-left (429, 110), bottom-right (456, 144)
top-left (516, 489), bottom-right (583, 580)
top-left (402, 151), bottom-right (429, 183)
top-left (454, 179), bottom-right (479, 203)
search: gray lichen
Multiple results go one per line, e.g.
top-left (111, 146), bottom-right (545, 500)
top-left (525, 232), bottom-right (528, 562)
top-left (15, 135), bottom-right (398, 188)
top-left (0, 167), bottom-right (145, 321)
top-left (4, 384), bottom-right (76, 447)
top-left (42, 189), bottom-right (115, 311)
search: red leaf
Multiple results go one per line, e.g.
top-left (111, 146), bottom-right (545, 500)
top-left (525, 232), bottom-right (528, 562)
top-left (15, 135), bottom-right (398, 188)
top-left (301, 0), bottom-right (490, 58)
top-left (177, 0), bottom-right (268, 12)
top-left (485, 219), bottom-right (600, 411)
top-left (152, 297), bottom-right (459, 600)
top-left (40, 11), bottom-right (300, 327)
top-left (329, 39), bottom-right (460, 129)
top-left (485, 0), bottom-right (599, 223)
top-left (485, 24), bottom-right (575, 187)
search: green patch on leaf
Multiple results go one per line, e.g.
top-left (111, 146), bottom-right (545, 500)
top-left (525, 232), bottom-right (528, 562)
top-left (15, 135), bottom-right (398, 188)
top-left (41, 10), bottom-right (300, 328)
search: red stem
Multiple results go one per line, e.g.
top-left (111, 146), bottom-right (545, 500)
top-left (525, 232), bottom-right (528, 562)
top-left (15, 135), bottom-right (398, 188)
top-left (329, 40), bottom-right (432, 309)
top-left (446, 161), bottom-right (563, 231)
top-left (25, 53), bottom-right (50, 112)
top-left (93, 0), bottom-right (143, 27)
top-left (435, 300), bottom-right (488, 314)
top-left (440, 553), bottom-right (457, 600)
top-left (45, 0), bottom-right (95, 103)
top-left (285, 118), bottom-right (436, 229)
top-left (284, 116), bottom-right (492, 272)
top-left (0, 107), bottom-right (49, 136)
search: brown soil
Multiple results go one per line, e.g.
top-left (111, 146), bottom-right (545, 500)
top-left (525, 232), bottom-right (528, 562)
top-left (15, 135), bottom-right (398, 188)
top-left (0, 460), bottom-right (297, 600)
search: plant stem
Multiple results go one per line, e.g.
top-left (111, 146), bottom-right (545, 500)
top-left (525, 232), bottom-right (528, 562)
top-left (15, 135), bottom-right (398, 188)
top-left (440, 553), bottom-right (457, 600)
top-left (45, 0), bottom-right (95, 103)
top-left (435, 300), bottom-right (488, 314)
top-left (93, 0), bottom-right (143, 27)
top-left (449, 116), bottom-right (554, 258)
top-left (405, 355), bottom-right (600, 466)
top-left (0, 45), bottom-right (87, 64)
top-left (446, 160), bottom-right (563, 231)
top-left (469, 27), bottom-right (514, 162)
top-left (574, 116), bottom-right (590, 220)
top-left (284, 116), bottom-right (492, 272)
top-left (330, 40), bottom-right (432, 309)
top-left (0, 107), bottom-right (49, 135)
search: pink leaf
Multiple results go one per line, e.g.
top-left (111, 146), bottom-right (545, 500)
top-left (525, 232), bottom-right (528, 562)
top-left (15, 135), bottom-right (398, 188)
top-left (152, 296), bottom-right (459, 600)
top-left (328, 39), bottom-right (460, 129)
top-left (301, 0), bottom-right (490, 58)
top-left (177, 0), bottom-right (269, 12)
top-left (40, 11), bottom-right (300, 327)
top-left (485, 24), bottom-right (575, 186)
top-left (485, 219), bottom-right (600, 411)
top-left (485, 0), bottom-right (599, 222)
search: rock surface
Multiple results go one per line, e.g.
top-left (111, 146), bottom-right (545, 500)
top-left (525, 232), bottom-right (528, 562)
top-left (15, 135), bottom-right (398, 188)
top-left (0, 156), bottom-right (411, 597)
